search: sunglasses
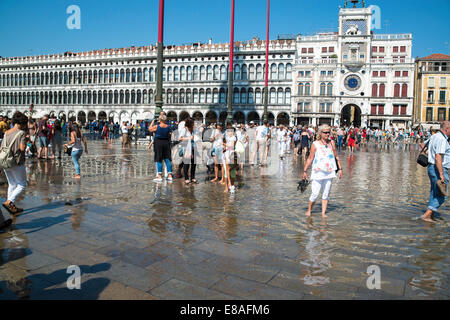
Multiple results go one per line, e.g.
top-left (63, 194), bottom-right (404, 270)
top-left (322, 131), bottom-right (331, 134)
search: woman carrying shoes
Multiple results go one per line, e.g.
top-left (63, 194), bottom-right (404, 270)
top-left (1, 112), bottom-right (28, 216)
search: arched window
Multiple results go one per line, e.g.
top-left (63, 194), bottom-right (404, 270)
top-left (305, 83), bottom-right (311, 96)
top-left (278, 63), bottom-right (284, 80)
top-left (249, 64), bottom-right (255, 80)
top-left (180, 67), bottom-right (186, 81)
top-left (220, 65), bottom-right (227, 80)
top-left (248, 88), bottom-right (254, 104)
top-left (199, 89), bottom-right (205, 103)
top-left (92, 91), bottom-right (96, 104)
top-left (270, 64), bottom-right (277, 80)
top-left (213, 89), bottom-right (219, 103)
top-left (277, 88), bottom-right (284, 104)
top-left (213, 66), bottom-right (219, 80)
top-left (240, 88), bottom-right (247, 104)
top-left (120, 90), bottom-right (124, 104)
top-left (193, 89), bottom-right (198, 103)
top-left (207, 66), bottom-right (213, 80)
top-left (206, 89), bottom-right (212, 103)
top-left (242, 65), bottom-right (248, 80)
top-left (256, 64), bottom-right (263, 80)
top-left (327, 83), bottom-right (333, 96)
top-left (125, 90), bottom-right (130, 104)
top-left (131, 90), bottom-right (136, 104)
top-left (97, 91), bottom-right (102, 104)
top-left (219, 88), bottom-right (226, 103)
top-left (186, 89), bottom-right (191, 103)
top-left (193, 66), bottom-right (199, 81)
top-left (108, 90), bottom-right (113, 104)
top-left (98, 70), bottom-right (103, 84)
top-left (394, 84), bottom-right (400, 97)
top-left (298, 83), bottom-right (304, 96)
top-left (149, 90), bottom-right (154, 103)
top-left (143, 68), bottom-right (149, 82)
top-left (286, 64), bottom-right (292, 80)
top-left (200, 66), bottom-right (206, 81)
top-left (233, 88), bottom-right (240, 103)
top-left (131, 69), bottom-right (136, 82)
top-left (401, 84), bottom-right (408, 97)
top-left (143, 90), bottom-right (148, 104)
top-left (187, 66), bottom-right (192, 81)
top-left (320, 83), bottom-right (326, 96)
top-left (234, 65), bottom-right (241, 80)
top-left (126, 69), bottom-right (131, 82)
top-left (103, 70), bottom-right (108, 83)
top-left (167, 67), bottom-right (173, 82)
top-left (255, 88), bottom-right (262, 104)
top-left (372, 84), bottom-right (378, 97)
top-left (137, 68), bottom-right (142, 82)
top-left (87, 91), bottom-right (91, 104)
top-left (150, 68), bottom-right (155, 82)
top-left (270, 88), bottom-right (276, 104)
top-left (82, 91), bottom-right (87, 104)
top-left (285, 88), bottom-right (291, 104)
top-left (114, 90), bottom-right (118, 104)
top-left (173, 89), bottom-right (178, 103)
top-left (173, 66), bottom-right (179, 81)
top-left (162, 67), bottom-right (166, 81)
top-left (113, 69), bottom-right (118, 83)
top-left (137, 90), bottom-right (141, 104)
top-left (379, 83), bottom-right (385, 97)
top-left (179, 89), bottom-right (185, 103)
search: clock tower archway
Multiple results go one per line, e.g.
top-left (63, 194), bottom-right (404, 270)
top-left (341, 104), bottom-right (362, 127)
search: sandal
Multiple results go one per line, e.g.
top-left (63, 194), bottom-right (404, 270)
top-left (3, 202), bottom-right (23, 215)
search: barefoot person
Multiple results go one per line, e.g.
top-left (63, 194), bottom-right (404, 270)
top-left (1, 112), bottom-right (28, 215)
top-left (65, 123), bottom-right (88, 179)
top-left (421, 121), bottom-right (450, 222)
top-left (302, 124), bottom-right (343, 218)
top-left (149, 114), bottom-right (173, 182)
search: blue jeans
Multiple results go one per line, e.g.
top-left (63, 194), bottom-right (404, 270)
top-left (156, 158), bottom-right (172, 175)
top-left (337, 136), bottom-right (343, 148)
top-left (72, 149), bottom-right (83, 175)
top-left (427, 164), bottom-right (449, 212)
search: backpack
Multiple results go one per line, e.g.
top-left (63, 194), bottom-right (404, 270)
top-left (0, 131), bottom-right (22, 169)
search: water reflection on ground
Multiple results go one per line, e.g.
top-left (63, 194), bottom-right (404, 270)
top-left (0, 141), bottom-right (448, 299)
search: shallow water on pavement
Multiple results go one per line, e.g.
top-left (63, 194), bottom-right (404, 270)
top-left (0, 140), bottom-right (448, 299)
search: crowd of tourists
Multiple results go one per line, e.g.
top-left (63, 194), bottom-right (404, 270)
top-left (0, 110), bottom-right (448, 230)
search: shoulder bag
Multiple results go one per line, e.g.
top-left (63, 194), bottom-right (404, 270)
top-left (0, 131), bottom-right (23, 169)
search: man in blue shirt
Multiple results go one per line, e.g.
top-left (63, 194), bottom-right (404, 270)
top-left (421, 121), bottom-right (450, 222)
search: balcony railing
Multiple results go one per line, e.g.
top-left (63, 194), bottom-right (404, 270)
top-left (295, 58), bottom-right (338, 65)
top-left (370, 57), bottom-right (414, 64)
top-left (373, 34), bottom-right (412, 40)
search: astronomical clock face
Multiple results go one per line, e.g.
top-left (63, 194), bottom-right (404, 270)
top-left (344, 74), bottom-right (362, 91)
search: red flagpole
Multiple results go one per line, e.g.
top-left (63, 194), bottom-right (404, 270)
top-left (263, 0), bottom-right (270, 122)
top-left (226, 0), bottom-right (236, 124)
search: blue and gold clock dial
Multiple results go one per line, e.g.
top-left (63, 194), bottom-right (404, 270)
top-left (344, 75), bottom-right (362, 91)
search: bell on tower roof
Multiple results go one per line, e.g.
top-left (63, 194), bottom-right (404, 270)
top-left (344, 0), bottom-right (365, 8)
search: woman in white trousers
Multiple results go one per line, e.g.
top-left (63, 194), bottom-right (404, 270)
top-left (302, 124), bottom-right (343, 218)
top-left (2, 112), bottom-right (28, 216)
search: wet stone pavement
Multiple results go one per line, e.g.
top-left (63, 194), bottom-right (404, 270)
top-left (0, 139), bottom-right (448, 300)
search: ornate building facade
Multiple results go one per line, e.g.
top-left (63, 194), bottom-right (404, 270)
top-left (413, 54), bottom-right (450, 127)
top-left (0, 39), bottom-right (294, 125)
top-left (292, 4), bottom-right (415, 129)
top-left (0, 1), bottom-right (414, 129)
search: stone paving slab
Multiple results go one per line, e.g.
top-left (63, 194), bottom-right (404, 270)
top-left (150, 278), bottom-right (236, 300)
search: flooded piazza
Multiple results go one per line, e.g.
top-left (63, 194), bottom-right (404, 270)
top-left (0, 140), bottom-right (448, 300)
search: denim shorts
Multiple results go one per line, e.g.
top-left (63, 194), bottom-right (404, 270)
top-left (39, 136), bottom-right (48, 147)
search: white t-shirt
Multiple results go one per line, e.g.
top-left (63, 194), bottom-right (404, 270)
top-left (121, 125), bottom-right (128, 134)
top-left (427, 131), bottom-right (450, 168)
top-left (277, 129), bottom-right (287, 142)
top-left (212, 129), bottom-right (223, 148)
top-left (256, 125), bottom-right (269, 141)
top-left (178, 121), bottom-right (186, 139)
top-left (225, 134), bottom-right (236, 151)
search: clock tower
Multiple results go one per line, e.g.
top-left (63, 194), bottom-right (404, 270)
top-left (337, 0), bottom-right (373, 127)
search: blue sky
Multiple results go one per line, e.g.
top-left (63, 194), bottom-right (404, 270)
top-left (0, 0), bottom-right (449, 59)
